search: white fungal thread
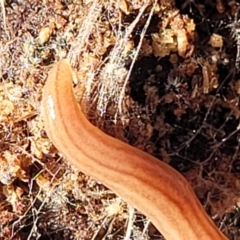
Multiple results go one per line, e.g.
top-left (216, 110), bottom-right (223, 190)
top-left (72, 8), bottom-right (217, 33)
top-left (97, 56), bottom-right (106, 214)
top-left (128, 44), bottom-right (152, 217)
top-left (227, 7), bottom-right (240, 71)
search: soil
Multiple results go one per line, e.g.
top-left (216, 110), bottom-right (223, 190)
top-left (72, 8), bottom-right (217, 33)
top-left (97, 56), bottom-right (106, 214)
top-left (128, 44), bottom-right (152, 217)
top-left (0, 0), bottom-right (240, 239)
